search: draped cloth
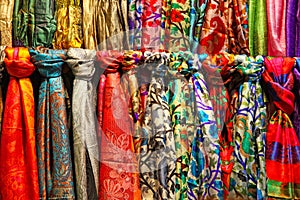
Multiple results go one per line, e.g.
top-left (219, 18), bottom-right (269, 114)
top-left (166, 52), bottom-right (196, 199)
top-left (0, 0), bottom-right (14, 46)
top-left (263, 57), bottom-right (300, 199)
top-left (202, 53), bottom-right (237, 199)
top-left (30, 48), bottom-right (75, 199)
top-left (13, 0), bottom-right (35, 47)
top-left (293, 59), bottom-right (300, 139)
top-left (0, 46), bottom-right (5, 134)
top-left (96, 51), bottom-right (141, 200)
top-left (53, 0), bottom-right (82, 49)
top-left (229, 56), bottom-right (267, 199)
top-left (200, 0), bottom-right (249, 55)
top-left (248, 0), bottom-right (268, 56)
top-left (266, 0), bottom-right (286, 56)
top-left (139, 52), bottom-right (176, 199)
top-left (187, 54), bottom-right (223, 199)
top-left (34, 0), bottom-right (56, 47)
top-left (66, 48), bottom-right (99, 200)
top-left (83, 0), bottom-right (129, 50)
top-left (286, 0), bottom-right (300, 57)
top-left (128, 0), bottom-right (143, 50)
top-left (0, 47), bottom-right (39, 199)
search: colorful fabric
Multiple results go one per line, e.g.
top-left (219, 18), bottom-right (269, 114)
top-left (0, 0), bottom-right (14, 46)
top-left (200, 0), bottom-right (249, 55)
top-left (248, 0), bottom-right (268, 56)
top-left (229, 56), bottom-right (267, 199)
top-left (139, 52), bottom-right (177, 199)
top-left (66, 48), bottom-right (99, 200)
top-left (96, 50), bottom-right (141, 200)
top-left (167, 52), bottom-right (196, 199)
top-left (266, 0), bottom-right (287, 56)
top-left (30, 48), bottom-right (75, 199)
top-left (128, 0), bottom-right (143, 50)
top-left (286, 0), bottom-right (300, 57)
top-left (0, 46), bottom-right (5, 134)
top-left (0, 47), bottom-right (39, 199)
top-left (13, 0), bottom-right (35, 46)
top-left (293, 58), bottom-right (300, 139)
top-left (189, 0), bottom-right (208, 53)
top-left (82, 0), bottom-right (97, 49)
top-left (53, 0), bottom-right (82, 49)
top-left (34, 0), bottom-right (56, 47)
top-left (187, 54), bottom-right (223, 199)
top-left (202, 53), bottom-right (237, 199)
top-left (263, 57), bottom-right (300, 199)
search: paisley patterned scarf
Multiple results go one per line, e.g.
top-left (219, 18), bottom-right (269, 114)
top-left (0, 47), bottom-right (39, 199)
top-left (66, 48), bottom-right (99, 200)
top-left (263, 57), bottom-right (300, 199)
top-left (30, 48), bottom-right (75, 199)
top-left (96, 50), bottom-right (142, 200)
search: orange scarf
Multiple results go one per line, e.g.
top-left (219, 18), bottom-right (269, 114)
top-left (0, 47), bottom-right (39, 199)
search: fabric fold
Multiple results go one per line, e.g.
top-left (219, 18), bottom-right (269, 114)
top-left (30, 48), bottom-right (75, 199)
top-left (66, 48), bottom-right (99, 200)
top-left (0, 47), bottom-right (40, 200)
top-left (96, 50), bottom-right (142, 200)
top-left (0, 0), bottom-right (14, 46)
top-left (263, 57), bottom-right (300, 199)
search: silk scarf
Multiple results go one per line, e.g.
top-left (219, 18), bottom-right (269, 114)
top-left (200, 0), bottom-right (249, 55)
top-left (229, 55), bottom-right (267, 199)
top-left (266, 0), bottom-right (287, 56)
top-left (166, 52), bottom-right (196, 199)
top-left (293, 59), bottom-right (300, 139)
top-left (34, 0), bottom-right (56, 47)
top-left (30, 48), bottom-right (75, 199)
top-left (248, 0), bottom-right (268, 56)
top-left (286, 0), bottom-right (300, 57)
top-left (13, 0), bottom-right (35, 46)
top-left (0, 47), bottom-right (39, 199)
top-left (96, 50), bottom-right (141, 200)
top-left (90, 0), bottom-right (129, 50)
top-left (139, 52), bottom-right (177, 199)
top-left (187, 54), bottom-right (223, 199)
top-left (128, 0), bottom-right (143, 50)
top-left (0, 0), bottom-right (14, 46)
top-left (202, 53), bottom-right (237, 199)
top-left (66, 48), bottom-right (100, 200)
top-left (53, 0), bottom-right (82, 49)
top-left (263, 57), bottom-right (300, 199)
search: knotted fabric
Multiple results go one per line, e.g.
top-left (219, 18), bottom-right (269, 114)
top-left (139, 52), bottom-right (177, 200)
top-left (52, 0), bottom-right (82, 49)
top-left (293, 59), bottom-right (300, 139)
top-left (0, 47), bottom-right (39, 199)
top-left (187, 54), bottom-right (223, 199)
top-left (263, 57), bottom-right (300, 199)
top-left (66, 48), bottom-right (99, 200)
top-left (167, 52), bottom-right (196, 199)
top-left (229, 56), bottom-right (267, 199)
top-left (30, 48), bottom-right (75, 199)
top-left (96, 50), bottom-right (141, 200)
top-left (0, 0), bottom-right (14, 46)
